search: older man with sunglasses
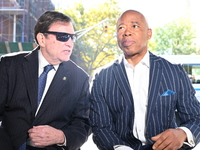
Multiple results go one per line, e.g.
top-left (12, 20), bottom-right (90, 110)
top-left (0, 11), bottom-right (90, 150)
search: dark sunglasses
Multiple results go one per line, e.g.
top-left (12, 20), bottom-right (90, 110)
top-left (42, 31), bottom-right (76, 42)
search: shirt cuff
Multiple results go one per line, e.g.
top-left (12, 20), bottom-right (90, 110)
top-left (178, 127), bottom-right (195, 147)
top-left (57, 135), bottom-right (66, 146)
top-left (114, 145), bottom-right (134, 150)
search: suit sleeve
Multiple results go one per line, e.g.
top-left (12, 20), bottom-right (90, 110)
top-left (176, 65), bottom-right (200, 144)
top-left (0, 57), bottom-right (8, 122)
top-left (90, 72), bottom-right (131, 150)
top-left (0, 57), bottom-right (14, 149)
top-left (64, 76), bottom-right (91, 150)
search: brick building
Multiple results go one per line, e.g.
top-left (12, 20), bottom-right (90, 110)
top-left (0, 0), bottom-right (55, 54)
top-left (0, 0), bottom-right (55, 42)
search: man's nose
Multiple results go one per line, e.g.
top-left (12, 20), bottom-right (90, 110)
top-left (64, 39), bottom-right (73, 48)
top-left (123, 29), bottom-right (132, 36)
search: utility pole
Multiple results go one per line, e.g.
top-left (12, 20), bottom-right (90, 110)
top-left (75, 18), bottom-right (109, 40)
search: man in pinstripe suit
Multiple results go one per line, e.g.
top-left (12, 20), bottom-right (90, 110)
top-left (90, 10), bottom-right (200, 150)
top-left (0, 11), bottom-right (90, 150)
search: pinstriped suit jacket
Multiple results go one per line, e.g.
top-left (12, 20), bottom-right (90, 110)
top-left (90, 52), bottom-right (200, 150)
top-left (0, 47), bottom-right (90, 150)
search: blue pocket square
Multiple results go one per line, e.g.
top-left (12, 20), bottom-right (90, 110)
top-left (161, 89), bottom-right (175, 96)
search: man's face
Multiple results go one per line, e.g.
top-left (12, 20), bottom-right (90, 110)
top-left (116, 10), bottom-right (152, 58)
top-left (38, 22), bottom-right (75, 65)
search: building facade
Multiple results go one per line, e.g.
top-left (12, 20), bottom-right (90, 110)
top-left (0, 0), bottom-right (55, 43)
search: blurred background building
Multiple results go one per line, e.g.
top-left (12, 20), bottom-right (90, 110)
top-left (0, 0), bottom-right (55, 54)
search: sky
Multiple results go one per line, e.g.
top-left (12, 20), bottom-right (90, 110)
top-left (51, 0), bottom-right (200, 49)
top-left (51, 0), bottom-right (200, 29)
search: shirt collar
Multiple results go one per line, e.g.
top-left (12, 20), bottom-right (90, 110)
top-left (123, 51), bottom-right (150, 68)
top-left (38, 50), bottom-right (59, 71)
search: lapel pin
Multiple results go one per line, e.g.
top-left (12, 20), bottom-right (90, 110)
top-left (63, 76), bottom-right (67, 80)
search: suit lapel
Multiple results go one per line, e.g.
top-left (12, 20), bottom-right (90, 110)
top-left (146, 53), bottom-right (163, 135)
top-left (23, 49), bottom-right (39, 117)
top-left (113, 57), bottom-right (134, 113)
top-left (34, 61), bottom-right (70, 122)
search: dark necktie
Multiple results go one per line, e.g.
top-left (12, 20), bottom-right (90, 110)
top-left (18, 142), bottom-right (26, 150)
top-left (38, 65), bottom-right (54, 105)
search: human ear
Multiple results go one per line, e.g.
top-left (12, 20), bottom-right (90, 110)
top-left (147, 28), bottom-right (152, 40)
top-left (36, 33), bottom-right (46, 47)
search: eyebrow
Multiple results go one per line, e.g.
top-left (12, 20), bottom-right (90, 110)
top-left (117, 23), bottom-right (124, 27)
top-left (118, 21), bottom-right (139, 27)
top-left (131, 21), bottom-right (139, 24)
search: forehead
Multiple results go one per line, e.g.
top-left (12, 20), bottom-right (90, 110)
top-left (49, 21), bottom-right (73, 29)
top-left (117, 11), bottom-right (146, 26)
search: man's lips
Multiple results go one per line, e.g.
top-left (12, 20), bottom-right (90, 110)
top-left (63, 50), bottom-right (71, 54)
top-left (64, 50), bottom-right (70, 52)
top-left (122, 39), bottom-right (135, 47)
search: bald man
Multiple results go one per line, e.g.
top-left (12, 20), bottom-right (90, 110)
top-left (89, 10), bottom-right (200, 150)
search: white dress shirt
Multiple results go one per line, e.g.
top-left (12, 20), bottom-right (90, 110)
top-left (114, 52), bottom-right (195, 150)
top-left (35, 50), bottom-right (59, 115)
top-left (125, 52), bottom-right (150, 143)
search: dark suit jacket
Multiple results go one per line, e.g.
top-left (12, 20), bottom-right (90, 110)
top-left (0, 48), bottom-right (90, 150)
top-left (90, 52), bottom-right (200, 150)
